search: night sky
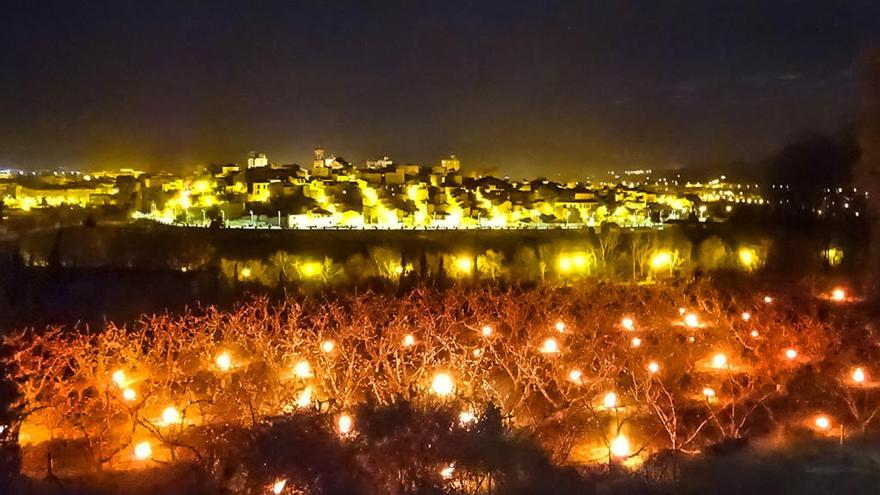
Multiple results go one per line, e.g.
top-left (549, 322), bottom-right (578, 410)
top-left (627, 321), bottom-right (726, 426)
top-left (1, 1), bottom-right (879, 178)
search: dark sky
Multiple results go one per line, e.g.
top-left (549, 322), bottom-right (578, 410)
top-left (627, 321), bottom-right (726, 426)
top-left (1, 1), bottom-right (879, 178)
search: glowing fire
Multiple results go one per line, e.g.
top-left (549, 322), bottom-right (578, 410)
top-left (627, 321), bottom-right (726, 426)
top-left (431, 372), bottom-right (455, 397)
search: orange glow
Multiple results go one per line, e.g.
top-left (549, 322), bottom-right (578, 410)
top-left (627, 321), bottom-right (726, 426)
top-left (402, 334), bottom-right (416, 347)
top-left (814, 415), bottom-right (831, 430)
top-left (481, 325), bottom-right (493, 337)
top-left (161, 406), bottom-right (180, 425)
top-left (540, 337), bottom-right (560, 354)
top-left (831, 287), bottom-right (846, 302)
top-left (459, 410), bottom-right (476, 425)
top-left (111, 369), bottom-right (127, 387)
top-left (215, 351), bottom-right (232, 371)
top-left (710, 353), bottom-right (728, 369)
top-left (602, 391), bottom-right (618, 409)
top-left (785, 348), bottom-right (798, 360)
top-left (763, 295), bottom-right (773, 304)
top-left (750, 330), bottom-right (759, 338)
top-left (647, 361), bottom-right (660, 374)
top-left (431, 372), bottom-right (455, 396)
top-left (621, 317), bottom-right (635, 330)
top-left (321, 340), bottom-right (336, 353)
top-left (610, 434), bottom-right (631, 457)
top-left (555, 320), bottom-right (566, 332)
top-left (568, 369), bottom-right (583, 383)
top-left (337, 413), bottom-right (353, 435)
top-left (271, 479), bottom-right (287, 494)
top-left (684, 313), bottom-right (700, 328)
top-left (133, 441), bottom-right (152, 460)
top-left (852, 367), bottom-right (867, 384)
top-left (702, 387), bottom-right (716, 398)
top-left (741, 311), bottom-right (751, 321)
top-left (293, 360), bottom-right (312, 378)
top-left (122, 388), bottom-right (137, 401)
top-left (631, 337), bottom-right (642, 348)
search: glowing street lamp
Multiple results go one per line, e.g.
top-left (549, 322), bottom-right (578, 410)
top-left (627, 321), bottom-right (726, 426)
top-left (620, 317), bottom-right (635, 331)
top-left (763, 295), bottom-right (773, 304)
top-left (455, 256), bottom-right (473, 274)
top-left (610, 434), bottom-right (631, 458)
top-left (111, 369), bottom-right (127, 387)
top-left (650, 251), bottom-right (672, 271)
top-left (539, 337), bottom-right (560, 354)
top-left (133, 441), bottom-right (152, 460)
top-left (702, 387), bottom-right (716, 398)
top-left (814, 415), bottom-right (831, 430)
top-left (784, 348), bottom-right (798, 361)
top-left (481, 325), bottom-right (493, 337)
top-left (161, 406), bottom-right (181, 425)
top-left (647, 361), bottom-right (660, 374)
top-left (568, 369), bottom-right (583, 384)
top-left (337, 413), bottom-right (354, 435)
top-left (122, 388), bottom-right (137, 401)
top-left (684, 313), bottom-right (700, 328)
top-left (631, 337), bottom-right (642, 348)
top-left (321, 340), bottom-right (336, 354)
top-left (215, 351), bottom-right (232, 372)
top-left (440, 464), bottom-right (455, 479)
top-left (852, 367), bottom-right (867, 385)
top-left (431, 372), bottom-right (455, 397)
top-left (602, 391), bottom-right (618, 409)
top-left (240, 267), bottom-right (252, 279)
top-left (710, 353), bottom-right (728, 370)
top-left (293, 360), bottom-right (312, 378)
top-left (741, 311), bottom-right (751, 321)
top-left (750, 330), bottom-right (759, 338)
top-left (831, 287), bottom-right (846, 302)
top-left (555, 320), bottom-right (566, 333)
top-left (271, 479), bottom-right (287, 494)
top-left (402, 334), bottom-right (416, 347)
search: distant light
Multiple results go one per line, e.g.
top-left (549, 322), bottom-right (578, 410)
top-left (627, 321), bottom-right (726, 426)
top-left (455, 256), bottom-right (473, 274)
top-left (678, 307), bottom-right (687, 315)
top-left (831, 287), bottom-right (846, 302)
top-left (321, 340), bottom-right (336, 353)
top-left (555, 320), bottom-right (566, 332)
top-left (621, 317), bottom-right (635, 331)
top-left (785, 348), bottom-right (798, 360)
top-left (241, 267), bottom-right (252, 279)
top-left (402, 334), bottom-right (416, 347)
top-left (215, 351), bottom-right (232, 371)
top-left (650, 251), bottom-right (672, 270)
top-left (684, 313), bottom-right (700, 328)
top-left (122, 388), bottom-right (137, 401)
top-left (631, 337), bottom-right (642, 348)
top-left (852, 367), bottom-right (867, 384)
top-left (763, 296), bottom-right (773, 304)
top-left (440, 464), bottom-right (455, 479)
top-left (271, 479), bottom-right (287, 494)
top-left (481, 325), bottom-right (493, 337)
top-left (161, 406), bottom-right (180, 425)
top-left (112, 369), bottom-right (127, 387)
top-left (750, 330), bottom-right (759, 338)
top-left (610, 434), bottom-right (631, 458)
top-left (741, 311), bottom-right (751, 321)
top-left (293, 360), bottom-right (312, 378)
top-left (134, 441), bottom-right (152, 460)
top-left (459, 410), bottom-right (476, 426)
top-left (431, 372), bottom-right (455, 397)
top-left (647, 361), bottom-right (660, 374)
top-left (568, 369), bottom-right (583, 383)
top-left (814, 415), bottom-right (831, 430)
top-left (540, 337), bottom-right (560, 354)
top-left (711, 353), bottom-right (728, 369)
top-left (337, 414), bottom-right (354, 435)
top-left (702, 387), bottom-right (716, 398)
top-left (602, 391), bottom-right (618, 409)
